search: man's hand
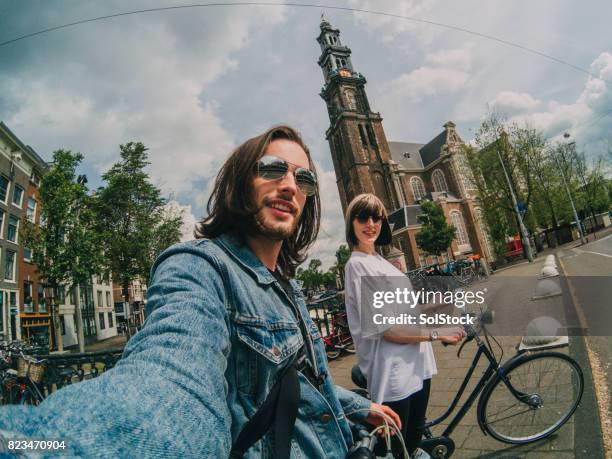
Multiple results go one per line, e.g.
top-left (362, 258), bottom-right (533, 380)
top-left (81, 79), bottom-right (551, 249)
top-left (365, 403), bottom-right (402, 435)
top-left (439, 327), bottom-right (466, 345)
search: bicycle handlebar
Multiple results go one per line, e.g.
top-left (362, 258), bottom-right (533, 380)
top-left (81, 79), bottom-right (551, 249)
top-left (346, 426), bottom-right (378, 459)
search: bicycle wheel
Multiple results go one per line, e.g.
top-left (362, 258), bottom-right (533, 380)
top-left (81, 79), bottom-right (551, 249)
top-left (478, 351), bottom-right (583, 444)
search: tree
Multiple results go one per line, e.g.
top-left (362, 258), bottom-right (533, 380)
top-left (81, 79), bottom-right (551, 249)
top-left (415, 200), bottom-right (456, 256)
top-left (94, 142), bottom-right (182, 322)
top-left (333, 244), bottom-right (350, 289)
top-left (21, 150), bottom-right (103, 351)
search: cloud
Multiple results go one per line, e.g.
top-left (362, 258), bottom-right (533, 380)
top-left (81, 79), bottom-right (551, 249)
top-left (488, 91), bottom-right (541, 114)
top-left (164, 200), bottom-right (199, 242)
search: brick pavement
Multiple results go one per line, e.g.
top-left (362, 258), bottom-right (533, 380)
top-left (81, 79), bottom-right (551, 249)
top-left (329, 256), bottom-right (582, 458)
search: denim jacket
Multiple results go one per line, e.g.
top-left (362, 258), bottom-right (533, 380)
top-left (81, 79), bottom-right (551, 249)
top-left (0, 233), bottom-right (370, 458)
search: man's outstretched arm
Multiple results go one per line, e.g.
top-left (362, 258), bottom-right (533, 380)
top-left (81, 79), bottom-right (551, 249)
top-left (0, 245), bottom-right (232, 458)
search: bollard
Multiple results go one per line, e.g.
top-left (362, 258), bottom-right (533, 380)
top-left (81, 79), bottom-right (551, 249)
top-left (532, 278), bottom-right (562, 299)
top-left (540, 265), bottom-right (560, 279)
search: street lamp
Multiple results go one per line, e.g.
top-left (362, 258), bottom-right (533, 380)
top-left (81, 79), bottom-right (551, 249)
top-left (558, 134), bottom-right (587, 244)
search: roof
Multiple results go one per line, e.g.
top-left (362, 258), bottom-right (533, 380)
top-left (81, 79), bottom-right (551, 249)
top-left (388, 141), bottom-right (424, 169)
top-left (418, 129), bottom-right (446, 167)
top-left (388, 205), bottom-right (423, 232)
top-left (0, 121), bottom-right (48, 168)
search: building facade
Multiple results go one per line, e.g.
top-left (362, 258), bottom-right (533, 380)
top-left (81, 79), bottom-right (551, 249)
top-left (113, 278), bottom-right (146, 330)
top-left (93, 274), bottom-right (117, 341)
top-left (0, 122), bottom-right (48, 345)
top-left (316, 19), bottom-right (494, 270)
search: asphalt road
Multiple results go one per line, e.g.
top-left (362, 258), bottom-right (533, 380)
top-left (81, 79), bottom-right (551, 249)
top-left (558, 233), bottom-right (612, 456)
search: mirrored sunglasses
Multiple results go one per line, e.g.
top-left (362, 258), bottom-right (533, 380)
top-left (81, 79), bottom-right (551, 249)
top-left (256, 155), bottom-right (317, 196)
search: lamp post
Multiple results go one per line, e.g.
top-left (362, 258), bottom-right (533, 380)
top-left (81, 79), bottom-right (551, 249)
top-left (559, 134), bottom-right (587, 244)
top-left (497, 133), bottom-right (534, 262)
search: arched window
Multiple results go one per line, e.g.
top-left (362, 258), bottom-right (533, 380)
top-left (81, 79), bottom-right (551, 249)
top-left (450, 211), bottom-right (470, 246)
top-left (432, 169), bottom-right (448, 192)
top-left (344, 89), bottom-right (356, 110)
top-left (410, 176), bottom-right (426, 202)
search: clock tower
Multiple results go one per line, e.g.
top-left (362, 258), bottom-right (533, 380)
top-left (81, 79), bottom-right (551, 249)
top-left (316, 17), bottom-right (402, 213)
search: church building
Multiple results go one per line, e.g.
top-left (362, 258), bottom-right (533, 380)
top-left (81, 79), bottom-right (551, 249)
top-left (316, 18), bottom-right (494, 270)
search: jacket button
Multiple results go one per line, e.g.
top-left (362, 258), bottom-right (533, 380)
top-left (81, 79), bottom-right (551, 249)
top-left (320, 414), bottom-right (331, 423)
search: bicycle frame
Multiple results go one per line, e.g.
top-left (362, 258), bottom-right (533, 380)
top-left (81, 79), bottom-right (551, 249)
top-left (423, 331), bottom-right (527, 438)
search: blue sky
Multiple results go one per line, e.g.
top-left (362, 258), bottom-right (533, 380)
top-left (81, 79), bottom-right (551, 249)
top-left (1, 0), bottom-right (611, 268)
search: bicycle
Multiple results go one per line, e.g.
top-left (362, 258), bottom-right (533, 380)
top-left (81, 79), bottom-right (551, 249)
top-left (350, 309), bottom-right (584, 458)
top-left (323, 304), bottom-right (356, 360)
top-left (8, 353), bottom-right (47, 405)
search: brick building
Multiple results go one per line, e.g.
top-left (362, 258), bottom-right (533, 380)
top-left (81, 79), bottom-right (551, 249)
top-left (316, 19), bottom-right (494, 270)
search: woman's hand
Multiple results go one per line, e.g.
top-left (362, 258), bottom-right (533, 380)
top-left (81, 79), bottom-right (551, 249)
top-left (439, 327), bottom-right (466, 345)
top-left (365, 403), bottom-right (402, 435)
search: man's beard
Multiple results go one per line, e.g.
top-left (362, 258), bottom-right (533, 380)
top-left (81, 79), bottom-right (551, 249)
top-left (252, 205), bottom-right (299, 240)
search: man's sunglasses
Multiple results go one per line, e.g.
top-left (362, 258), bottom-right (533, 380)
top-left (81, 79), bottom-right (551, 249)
top-left (355, 214), bottom-right (384, 224)
top-left (256, 155), bottom-right (317, 196)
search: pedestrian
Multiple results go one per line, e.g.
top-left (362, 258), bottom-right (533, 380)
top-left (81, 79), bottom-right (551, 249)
top-left (343, 193), bottom-right (465, 458)
top-left (0, 126), bottom-right (400, 458)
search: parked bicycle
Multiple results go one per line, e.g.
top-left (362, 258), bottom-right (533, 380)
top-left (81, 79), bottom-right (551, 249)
top-left (350, 309), bottom-right (583, 458)
top-left (323, 304), bottom-right (356, 360)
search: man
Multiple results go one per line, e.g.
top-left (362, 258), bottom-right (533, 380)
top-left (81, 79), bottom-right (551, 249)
top-left (0, 125), bottom-right (399, 458)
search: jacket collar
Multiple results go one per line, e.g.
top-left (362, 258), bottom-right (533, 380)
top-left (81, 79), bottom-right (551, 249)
top-left (213, 231), bottom-right (278, 285)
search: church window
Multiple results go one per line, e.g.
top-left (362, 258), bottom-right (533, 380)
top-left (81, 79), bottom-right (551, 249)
top-left (358, 124), bottom-right (368, 148)
top-left (366, 125), bottom-right (377, 148)
top-left (410, 176), bottom-right (426, 202)
top-left (432, 169), bottom-right (448, 192)
top-left (344, 90), bottom-right (356, 110)
top-left (450, 211), bottom-right (470, 246)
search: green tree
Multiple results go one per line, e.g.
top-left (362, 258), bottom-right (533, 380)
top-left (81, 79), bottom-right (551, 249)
top-left (333, 244), bottom-right (350, 289)
top-left (21, 150), bottom-right (103, 351)
top-left (94, 142), bottom-right (182, 316)
top-left (415, 200), bottom-right (456, 256)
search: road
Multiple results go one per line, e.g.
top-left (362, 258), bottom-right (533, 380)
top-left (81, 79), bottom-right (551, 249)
top-left (558, 233), bottom-right (612, 455)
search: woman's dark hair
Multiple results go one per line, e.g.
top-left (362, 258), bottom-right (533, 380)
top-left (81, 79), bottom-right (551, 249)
top-left (345, 193), bottom-right (392, 248)
top-left (195, 125), bottom-right (321, 277)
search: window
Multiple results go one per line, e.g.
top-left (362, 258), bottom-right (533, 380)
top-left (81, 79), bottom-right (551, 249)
top-left (366, 125), bottom-right (377, 148)
top-left (344, 90), bottom-right (356, 110)
top-left (26, 197), bottom-right (37, 222)
top-left (59, 315), bottom-right (66, 335)
top-left (450, 211), bottom-right (470, 246)
top-left (106, 291), bottom-right (111, 308)
top-left (38, 284), bottom-right (47, 313)
top-left (108, 312), bottom-right (114, 328)
top-left (0, 176), bottom-right (9, 203)
top-left (0, 210), bottom-right (4, 238)
top-left (4, 250), bottom-right (15, 281)
top-left (24, 246), bottom-right (32, 262)
top-left (12, 185), bottom-right (24, 208)
top-left (99, 312), bottom-right (106, 330)
top-left (57, 287), bottom-right (65, 305)
top-left (24, 281), bottom-right (34, 313)
top-left (410, 176), bottom-right (426, 202)
top-left (358, 124), bottom-right (368, 147)
top-left (7, 215), bottom-right (18, 243)
top-left (432, 169), bottom-right (448, 192)
top-left (97, 290), bottom-right (103, 307)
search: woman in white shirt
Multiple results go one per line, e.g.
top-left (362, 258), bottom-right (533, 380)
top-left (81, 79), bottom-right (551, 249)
top-left (343, 193), bottom-right (464, 458)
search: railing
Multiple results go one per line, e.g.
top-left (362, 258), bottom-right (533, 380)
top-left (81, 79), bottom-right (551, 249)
top-left (1, 348), bottom-right (123, 404)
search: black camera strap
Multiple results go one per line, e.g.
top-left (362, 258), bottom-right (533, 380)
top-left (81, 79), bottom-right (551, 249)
top-left (229, 351), bottom-right (301, 459)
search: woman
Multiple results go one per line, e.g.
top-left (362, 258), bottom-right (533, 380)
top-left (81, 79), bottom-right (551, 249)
top-left (343, 193), bottom-right (464, 458)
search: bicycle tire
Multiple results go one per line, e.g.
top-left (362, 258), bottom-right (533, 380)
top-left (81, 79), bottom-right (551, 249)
top-left (325, 346), bottom-right (341, 360)
top-left (477, 351), bottom-right (583, 444)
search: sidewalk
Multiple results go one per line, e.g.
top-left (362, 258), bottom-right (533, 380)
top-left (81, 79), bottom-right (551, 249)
top-left (329, 256), bottom-right (595, 458)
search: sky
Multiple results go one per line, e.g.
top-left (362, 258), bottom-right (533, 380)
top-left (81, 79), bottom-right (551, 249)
top-left (1, 0), bottom-right (611, 269)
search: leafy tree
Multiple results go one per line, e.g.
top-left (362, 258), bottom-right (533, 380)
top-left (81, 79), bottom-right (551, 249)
top-left (21, 150), bottom-right (103, 351)
top-left (333, 244), bottom-right (350, 289)
top-left (415, 200), bottom-right (456, 256)
top-left (94, 142), bottom-right (182, 312)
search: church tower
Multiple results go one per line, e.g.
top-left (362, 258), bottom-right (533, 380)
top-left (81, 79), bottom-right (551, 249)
top-left (316, 17), bottom-right (401, 213)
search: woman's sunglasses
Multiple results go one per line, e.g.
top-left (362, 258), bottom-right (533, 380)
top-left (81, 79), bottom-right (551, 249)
top-left (355, 213), bottom-right (384, 224)
top-left (255, 155), bottom-right (317, 196)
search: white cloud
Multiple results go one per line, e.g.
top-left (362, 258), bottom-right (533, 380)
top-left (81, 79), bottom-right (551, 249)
top-left (164, 200), bottom-right (199, 242)
top-left (488, 91), bottom-right (541, 114)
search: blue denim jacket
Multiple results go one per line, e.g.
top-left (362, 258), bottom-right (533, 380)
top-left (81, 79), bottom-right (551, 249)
top-left (0, 233), bottom-right (370, 458)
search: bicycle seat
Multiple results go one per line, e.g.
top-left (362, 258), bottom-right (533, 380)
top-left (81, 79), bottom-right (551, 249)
top-left (351, 365), bottom-right (367, 389)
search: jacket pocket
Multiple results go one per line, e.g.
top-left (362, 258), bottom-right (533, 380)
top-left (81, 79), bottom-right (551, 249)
top-left (233, 315), bottom-right (303, 395)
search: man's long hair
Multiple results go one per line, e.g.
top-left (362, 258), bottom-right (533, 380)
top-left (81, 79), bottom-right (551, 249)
top-left (195, 125), bottom-right (321, 278)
